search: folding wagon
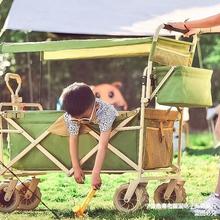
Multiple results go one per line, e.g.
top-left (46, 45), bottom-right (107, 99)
top-left (0, 24), bottom-right (213, 213)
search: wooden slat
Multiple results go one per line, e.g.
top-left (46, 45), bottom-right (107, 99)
top-left (0, 117), bottom-right (69, 175)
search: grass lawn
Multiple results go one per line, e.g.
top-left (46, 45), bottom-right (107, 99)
top-left (0, 133), bottom-right (220, 220)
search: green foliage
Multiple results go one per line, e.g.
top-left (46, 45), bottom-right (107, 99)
top-left (201, 34), bottom-right (220, 69)
top-left (0, 0), bottom-right (13, 31)
top-left (199, 34), bottom-right (220, 104)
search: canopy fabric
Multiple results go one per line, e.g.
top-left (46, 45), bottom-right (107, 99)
top-left (43, 36), bottom-right (193, 60)
top-left (0, 37), bottom-right (151, 53)
top-left (43, 43), bottom-right (151, 60)
top-left (0, 36), bottom-right (193, 60)
top-left (3, 0), bottom-right (220, 36)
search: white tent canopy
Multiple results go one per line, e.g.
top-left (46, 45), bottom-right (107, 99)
top-left (3, 0), bottom-right (220, 36)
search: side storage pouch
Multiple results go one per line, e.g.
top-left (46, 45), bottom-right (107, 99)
top-left (155, 66), bottom-right (213, 107)
top-left (143, 109), bottom-right (179, 169)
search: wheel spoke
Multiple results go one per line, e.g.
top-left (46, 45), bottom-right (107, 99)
top-left (17, 182), bottom-right (41, 211)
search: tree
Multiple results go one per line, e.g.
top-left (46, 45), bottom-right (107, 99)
top-left (200, 34), bottom-right (220, 104)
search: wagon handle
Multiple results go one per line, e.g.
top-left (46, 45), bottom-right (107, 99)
top-left (163, 24), bottom-right (188, 34)
top-left (4, 73), bottom-right (22, 97)
top-left (3, 72), bottom-right (43, 110)
top-left (153, 23), bottom-right (190, 42)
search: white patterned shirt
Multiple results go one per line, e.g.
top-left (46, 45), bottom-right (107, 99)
top-left (64, 98), bottom-right (118, 135)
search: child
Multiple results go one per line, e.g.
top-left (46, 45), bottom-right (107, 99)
top-left (61, 82), bottom-right (118, 189)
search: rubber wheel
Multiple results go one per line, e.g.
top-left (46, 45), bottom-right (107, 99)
top-left (138, 185), bottom-right (149, 208)
top-left (113, 184), bottom-right (146, 212)
top-left (0, 183), bottom-right (20, 213)
top-left (17, 181), bottom-right (41, 210)
top-left (154, 182), bottom-right (186, 204)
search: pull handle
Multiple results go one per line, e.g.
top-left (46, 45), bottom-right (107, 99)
top-left (4, 73), bottom-right (22, 98)
top-left (164, 24), bottom-right (188, 34)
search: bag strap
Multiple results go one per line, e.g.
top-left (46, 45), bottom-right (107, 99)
top-left (159, 122), bottom-right (173, 153)
top-left (159, 121), bottom-right (164, 142)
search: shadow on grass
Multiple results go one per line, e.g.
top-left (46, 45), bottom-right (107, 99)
top-left (15, 209), bottom-right (73, 219)
top-left (87, 208), bottom-right (216, 220)
top-left (186, 145), bottom-right (220, 156)
top-left (13, 208), bottom-right (218, 220)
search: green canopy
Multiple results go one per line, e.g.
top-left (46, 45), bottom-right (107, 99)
top-left (0, 36), bottom-right (193, 62)
top-left (0, 37), bottom-right (152, 52)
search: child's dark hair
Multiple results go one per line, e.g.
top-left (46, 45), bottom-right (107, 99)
top-left (61, 82), bottom-right (95, 117)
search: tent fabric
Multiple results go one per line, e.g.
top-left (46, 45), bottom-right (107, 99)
top-left (3, 0), bottom-right (220, 36)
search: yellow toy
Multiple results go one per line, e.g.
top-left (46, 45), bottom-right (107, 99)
top-left (73, 188), bottom-right (96, 218)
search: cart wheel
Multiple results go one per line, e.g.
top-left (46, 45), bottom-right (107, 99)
top-left (154, 182), bottom-right (186, 204)
top-left (0, 183), bottom-right (20, 213)
top-left (17, 181), bottom-right (41, 210)
top-left (178, 185), bottom-right (187, 203)
top-left (138, 185), bottom-right (149, 207)
top-left (113, 184), bottom-right (146, 212)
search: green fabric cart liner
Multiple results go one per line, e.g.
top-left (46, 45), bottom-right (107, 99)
top-left (9, 111), bottom-right (139, 171)
top-left (155, 66), bottom-right (213, 107)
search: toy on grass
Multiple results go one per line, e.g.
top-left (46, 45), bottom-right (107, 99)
top-left (73, 188), bottom-right (96, 218)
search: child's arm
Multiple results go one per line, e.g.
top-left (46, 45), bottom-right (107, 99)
top-left (69, 135), bottom-right (85, 183)
top-left (92, 129), bottom-right (111, 189)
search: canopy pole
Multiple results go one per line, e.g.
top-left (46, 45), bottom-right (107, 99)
top-left (0, 28), bottom-right (5, 40)
top-left (47, 61), bottom-right (51, 109)
top-left (197, 37), bottom-right (203, 68)
top-left (26, 33), bottom-right (34, 103)
top-left (39, 52), bottom-right (43, 105)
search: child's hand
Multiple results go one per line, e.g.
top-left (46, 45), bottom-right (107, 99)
top-left (91, 172), bottom-right (102, 189)
top-left (74, 167), bottom-right (85, 184)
